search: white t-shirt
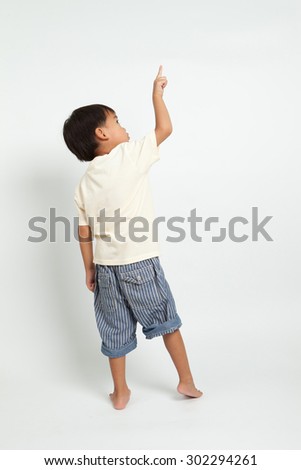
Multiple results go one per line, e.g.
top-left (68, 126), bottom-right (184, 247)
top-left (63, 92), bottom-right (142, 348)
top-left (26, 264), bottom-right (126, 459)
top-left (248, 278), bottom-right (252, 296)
top-left (74, 130), bottom-right (161, 265)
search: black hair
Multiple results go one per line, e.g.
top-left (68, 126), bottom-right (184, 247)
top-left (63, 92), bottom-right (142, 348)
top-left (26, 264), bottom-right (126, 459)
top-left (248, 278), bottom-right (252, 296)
top-left (62, 104), bottom-right (115, 162)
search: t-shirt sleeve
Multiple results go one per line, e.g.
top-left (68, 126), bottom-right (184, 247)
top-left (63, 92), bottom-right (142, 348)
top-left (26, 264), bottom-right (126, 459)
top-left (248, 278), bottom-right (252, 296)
top-left (126, 130), bottom-right (160, 173)
top-left (74, 189), bottom-right (89, 226)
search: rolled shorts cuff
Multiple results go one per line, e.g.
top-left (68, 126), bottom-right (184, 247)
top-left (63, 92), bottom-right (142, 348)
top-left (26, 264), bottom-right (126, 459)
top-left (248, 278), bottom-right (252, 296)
top-left (142, 314), bottom-right (182, 340)
top-left (101, 336), bottom-right (137, 358)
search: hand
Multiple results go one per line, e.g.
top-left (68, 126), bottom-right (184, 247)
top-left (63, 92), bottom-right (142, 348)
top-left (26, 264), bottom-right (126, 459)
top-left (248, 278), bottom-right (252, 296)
top-left (153, 64), bottom-right (168, 97)
top-left (86, 267), bottom-right (96, 292)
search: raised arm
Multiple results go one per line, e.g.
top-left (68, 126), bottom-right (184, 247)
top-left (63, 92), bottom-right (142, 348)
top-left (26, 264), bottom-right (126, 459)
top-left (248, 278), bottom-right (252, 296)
top-left (152, 65), bottom-right (173, 146)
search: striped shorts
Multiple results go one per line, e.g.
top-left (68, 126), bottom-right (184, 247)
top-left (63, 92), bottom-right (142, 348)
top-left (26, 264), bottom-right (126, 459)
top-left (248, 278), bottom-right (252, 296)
top-left (93, 256), bottom-right (182, 358)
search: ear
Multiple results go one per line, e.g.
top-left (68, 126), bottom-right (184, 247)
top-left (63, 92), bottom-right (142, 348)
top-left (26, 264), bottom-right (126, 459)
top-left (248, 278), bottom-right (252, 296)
top-left (95, 127), bottom-right (109, 142)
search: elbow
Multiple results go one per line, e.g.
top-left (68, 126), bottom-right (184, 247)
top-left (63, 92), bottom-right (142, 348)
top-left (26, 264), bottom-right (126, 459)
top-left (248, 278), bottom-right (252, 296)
top-left (155, 126), bottom-right (173, 146)
top-left (155, 124), bottom-right (172, 135)
top-left (164, 126), bottom-right (173, 140)
top-left (78, 225), bottom-right (92, 242)
top-left (166, 125), bottom-right (173, 136)
top-left (162, 125), bottom-right (173, 135)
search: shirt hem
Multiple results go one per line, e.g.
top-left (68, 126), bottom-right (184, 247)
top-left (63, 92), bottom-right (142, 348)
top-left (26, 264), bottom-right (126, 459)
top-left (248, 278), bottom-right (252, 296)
top-left (93, 250), bottom-right (161, 266)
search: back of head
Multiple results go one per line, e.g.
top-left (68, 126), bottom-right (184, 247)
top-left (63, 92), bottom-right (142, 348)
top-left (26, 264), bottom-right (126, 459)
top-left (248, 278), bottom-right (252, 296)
top-left (63, 104), bottom-right (115, 162)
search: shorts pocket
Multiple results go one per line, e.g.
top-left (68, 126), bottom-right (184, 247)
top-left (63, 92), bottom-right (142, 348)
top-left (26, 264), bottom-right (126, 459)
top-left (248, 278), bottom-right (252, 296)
top-left (98, 273), bottom-right (117, 313)
top-left (120, 264), bottom-right (164, 311)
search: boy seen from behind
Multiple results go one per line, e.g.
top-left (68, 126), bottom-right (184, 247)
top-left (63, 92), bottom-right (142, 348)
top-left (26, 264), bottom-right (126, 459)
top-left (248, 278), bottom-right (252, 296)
top-left (63, 66), bottom-right (203, 410)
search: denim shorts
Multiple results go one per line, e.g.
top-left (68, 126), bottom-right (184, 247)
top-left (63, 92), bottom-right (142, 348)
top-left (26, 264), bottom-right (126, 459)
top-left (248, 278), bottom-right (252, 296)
top-left (93, 256), bottom-right (182, 358)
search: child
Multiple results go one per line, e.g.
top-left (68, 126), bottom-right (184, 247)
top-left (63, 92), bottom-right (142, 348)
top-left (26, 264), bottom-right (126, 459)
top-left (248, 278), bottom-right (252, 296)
top-left (63, 65), bottom-right (203, 410)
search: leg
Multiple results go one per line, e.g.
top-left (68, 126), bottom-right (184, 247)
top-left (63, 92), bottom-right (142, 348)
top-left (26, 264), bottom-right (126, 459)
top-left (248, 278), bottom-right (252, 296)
top-left (163, 329), bottom-right (203, 398)
top-left (108, 356), bottom-right (131, 410)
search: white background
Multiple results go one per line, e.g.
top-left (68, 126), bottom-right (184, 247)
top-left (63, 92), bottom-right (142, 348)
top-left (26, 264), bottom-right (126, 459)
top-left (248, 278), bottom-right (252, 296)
top-left (0, 0), bottom-right (300, 450)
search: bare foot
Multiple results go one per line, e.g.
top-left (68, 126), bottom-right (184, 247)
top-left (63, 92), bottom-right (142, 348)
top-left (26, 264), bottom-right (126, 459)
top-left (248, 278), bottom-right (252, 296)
top-left (109, 389), bottom-right (131, 410)
top-left (177, 382), bottom-right (203, 398)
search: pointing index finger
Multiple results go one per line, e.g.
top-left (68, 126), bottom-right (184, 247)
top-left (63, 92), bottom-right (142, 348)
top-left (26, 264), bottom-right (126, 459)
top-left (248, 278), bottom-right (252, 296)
top-left (157, 65), bottom-right (163, 77)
